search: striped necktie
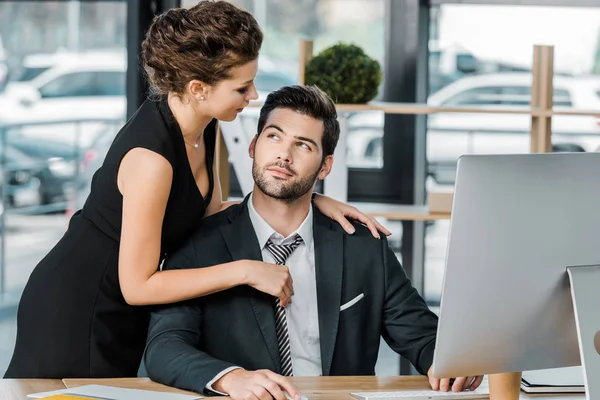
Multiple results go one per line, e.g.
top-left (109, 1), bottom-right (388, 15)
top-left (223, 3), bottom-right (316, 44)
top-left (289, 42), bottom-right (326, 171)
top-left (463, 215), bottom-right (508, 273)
top-left (265, 234), bottom-right (303, 376)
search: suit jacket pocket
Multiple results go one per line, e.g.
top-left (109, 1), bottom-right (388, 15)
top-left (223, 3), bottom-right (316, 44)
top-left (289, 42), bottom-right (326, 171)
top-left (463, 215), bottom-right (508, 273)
top-left (339, 293), bottom-right (366, 322)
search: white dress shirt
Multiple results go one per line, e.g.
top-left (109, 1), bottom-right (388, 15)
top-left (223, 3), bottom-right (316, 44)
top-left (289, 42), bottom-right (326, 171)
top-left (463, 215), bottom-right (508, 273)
top-left (206, 195), bottom-right (322, 393)
top-left (247, 193), bottom-right (322, 377)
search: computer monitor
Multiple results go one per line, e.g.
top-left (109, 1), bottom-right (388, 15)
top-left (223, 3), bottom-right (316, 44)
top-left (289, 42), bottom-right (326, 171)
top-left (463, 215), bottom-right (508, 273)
top-left (432, 153), bottom-right (600, 397)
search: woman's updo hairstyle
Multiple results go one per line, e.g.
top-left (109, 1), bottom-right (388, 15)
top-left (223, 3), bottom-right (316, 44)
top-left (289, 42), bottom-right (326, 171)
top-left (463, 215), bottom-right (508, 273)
top-left (141, 0), bottom-right (263, 96)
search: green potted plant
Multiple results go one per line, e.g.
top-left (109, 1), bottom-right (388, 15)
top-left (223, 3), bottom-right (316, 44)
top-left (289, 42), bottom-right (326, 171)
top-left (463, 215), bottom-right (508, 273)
top-left (305, 42), bottom-right (382, 104)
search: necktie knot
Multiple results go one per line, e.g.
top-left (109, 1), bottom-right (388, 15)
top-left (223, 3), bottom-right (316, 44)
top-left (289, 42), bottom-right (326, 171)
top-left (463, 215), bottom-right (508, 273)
top-left (265, 234), bottom-right (303, 265)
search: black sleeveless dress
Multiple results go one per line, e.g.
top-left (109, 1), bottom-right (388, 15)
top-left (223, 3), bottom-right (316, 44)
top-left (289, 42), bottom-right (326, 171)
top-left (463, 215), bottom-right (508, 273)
top-left (5, 97), bottom-right (216, 378)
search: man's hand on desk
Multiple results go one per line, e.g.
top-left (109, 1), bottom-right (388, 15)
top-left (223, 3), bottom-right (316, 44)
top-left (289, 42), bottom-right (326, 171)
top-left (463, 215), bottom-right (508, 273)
top-left (213, 368), bottom-right (302, 400)
top-left (427, 367), bottom-right (484, 392)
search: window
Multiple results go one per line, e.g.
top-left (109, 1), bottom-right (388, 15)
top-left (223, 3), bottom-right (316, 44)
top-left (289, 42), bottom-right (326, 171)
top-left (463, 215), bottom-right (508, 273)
top-left (14, 66), bottom-right (51, 82)
top-left (553, 88), bottom-right (573, 107)
top-left (0, 0), bottom-right (127, 377)
top-left (39, 71), bottom-right (96, 98)
top-left (442, 86), bottom-right (502, 106)
top-left (501, 86), bottom-right (573, 107)
top-left (497, 85), bottom-right (531, 106)
top-left (95, 71), bottom-right (126, 96)
top-left (426, 3), bottom-right (600, 310)
top-left (442, 85), bottom-right (574, 107)
top-left (39, 71), bottom-right (125, 98)
top-left (456, 53), bottom-right (477, 74)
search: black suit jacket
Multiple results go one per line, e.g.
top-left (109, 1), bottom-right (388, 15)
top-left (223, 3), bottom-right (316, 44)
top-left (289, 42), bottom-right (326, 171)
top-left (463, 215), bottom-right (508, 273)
top-left (144, 196), bottom-right (438, 394)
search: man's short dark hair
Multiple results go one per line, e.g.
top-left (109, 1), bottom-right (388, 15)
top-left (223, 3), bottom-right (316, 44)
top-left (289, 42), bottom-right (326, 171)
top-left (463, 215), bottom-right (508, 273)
top-left (257, 85), bottom-right (340, 159)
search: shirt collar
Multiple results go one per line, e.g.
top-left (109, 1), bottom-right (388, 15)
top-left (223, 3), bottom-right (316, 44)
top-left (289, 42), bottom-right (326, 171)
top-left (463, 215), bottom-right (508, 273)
top-left (248, 192), bottom-right (314, 249)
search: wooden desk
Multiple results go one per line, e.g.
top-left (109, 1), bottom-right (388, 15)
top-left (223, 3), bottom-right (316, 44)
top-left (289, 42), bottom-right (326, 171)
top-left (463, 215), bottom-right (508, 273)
top-left (62, 376), bottom-right (585, 400)
top-left (0, 379), bottom-right (64, 400)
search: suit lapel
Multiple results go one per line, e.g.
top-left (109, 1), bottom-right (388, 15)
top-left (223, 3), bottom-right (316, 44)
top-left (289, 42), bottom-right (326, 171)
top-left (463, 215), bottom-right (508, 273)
top-left (313, 210), bottom-right (344, 376)
top-left (219, 196), bottom-right (282, 372)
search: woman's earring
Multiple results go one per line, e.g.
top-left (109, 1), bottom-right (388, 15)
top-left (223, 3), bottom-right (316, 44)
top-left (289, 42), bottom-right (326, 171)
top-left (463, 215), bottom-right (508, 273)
top-left (199, 95), bottom-right (205, 101)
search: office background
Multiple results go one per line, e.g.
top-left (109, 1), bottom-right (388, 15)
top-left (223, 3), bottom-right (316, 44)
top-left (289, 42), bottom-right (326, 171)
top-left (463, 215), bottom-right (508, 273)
top-left (0, 0), bottom-right (598, 377)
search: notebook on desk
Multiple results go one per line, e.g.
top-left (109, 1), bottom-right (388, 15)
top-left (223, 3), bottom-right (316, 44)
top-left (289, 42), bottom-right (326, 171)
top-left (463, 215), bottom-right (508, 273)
top-left (521, 366), bottom-right (585, 394)
top-left (28, 384), bottom-right (203, 400)
top-left (37, 396), bottom-right (96, 400)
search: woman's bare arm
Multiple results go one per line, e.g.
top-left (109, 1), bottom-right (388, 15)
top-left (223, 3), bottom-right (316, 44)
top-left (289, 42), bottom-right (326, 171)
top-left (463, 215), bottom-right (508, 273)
top-left (116, 148), bottom-right (284, 306)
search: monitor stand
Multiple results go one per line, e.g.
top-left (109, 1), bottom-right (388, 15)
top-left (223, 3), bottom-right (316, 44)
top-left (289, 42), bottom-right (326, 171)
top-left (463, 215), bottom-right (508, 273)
top-left (566, 265), bottom-right (600, 400)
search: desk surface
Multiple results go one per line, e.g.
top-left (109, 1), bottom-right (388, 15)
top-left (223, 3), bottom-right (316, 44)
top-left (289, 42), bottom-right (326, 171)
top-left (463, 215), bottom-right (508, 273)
top-left (0, 377), bottom-right (585, 400)
top-left (0, 379), bottom-right (65, 400)
top-left (61, 376), bottom-right (585, 400)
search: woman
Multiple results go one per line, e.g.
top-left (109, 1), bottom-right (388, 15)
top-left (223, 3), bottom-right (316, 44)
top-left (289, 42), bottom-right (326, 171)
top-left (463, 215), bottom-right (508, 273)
top-left (5, 1), bottom-right (389, 379)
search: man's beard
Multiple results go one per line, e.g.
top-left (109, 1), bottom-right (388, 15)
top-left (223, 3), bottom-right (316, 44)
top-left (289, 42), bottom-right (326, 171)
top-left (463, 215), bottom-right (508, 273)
top-left (253, 160), bottom-right (320, 203)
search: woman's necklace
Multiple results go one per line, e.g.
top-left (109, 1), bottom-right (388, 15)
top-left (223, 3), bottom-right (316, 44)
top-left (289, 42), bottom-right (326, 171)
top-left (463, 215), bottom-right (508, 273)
top-left (184, 135), bottom-right (201, 149)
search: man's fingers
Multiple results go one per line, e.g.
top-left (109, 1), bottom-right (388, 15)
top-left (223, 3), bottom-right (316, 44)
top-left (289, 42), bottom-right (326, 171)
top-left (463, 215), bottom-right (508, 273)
top-left (265, 371), bottom-right (300, 399)
top-left (452, 377), bottom-right (468, 392)
top-left (258, 377), bottom-right (286, 400)
top-left (240, 390), bottom-right (260, 400)
top-left (439, 378), bottom-right (451, 392)
top-left (251, 384), bottom-right (274, 400)
top-left (429, 376), bottom-right (440, 391)
top-left (470, 376), bottom-right (484, 391)
top-left (465, 376), bottom-right (476, 390)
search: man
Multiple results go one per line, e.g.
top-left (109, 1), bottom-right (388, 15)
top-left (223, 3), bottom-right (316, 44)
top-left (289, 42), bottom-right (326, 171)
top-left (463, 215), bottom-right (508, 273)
top-left (144, 85), bottom-right (483, 399)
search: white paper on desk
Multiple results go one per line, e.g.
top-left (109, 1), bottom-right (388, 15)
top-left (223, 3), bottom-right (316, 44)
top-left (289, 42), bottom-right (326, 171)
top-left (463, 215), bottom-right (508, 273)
top-left (27, 384), bottom-right (203, 400)
top-left (522, 366), bottom-right (584, 387)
